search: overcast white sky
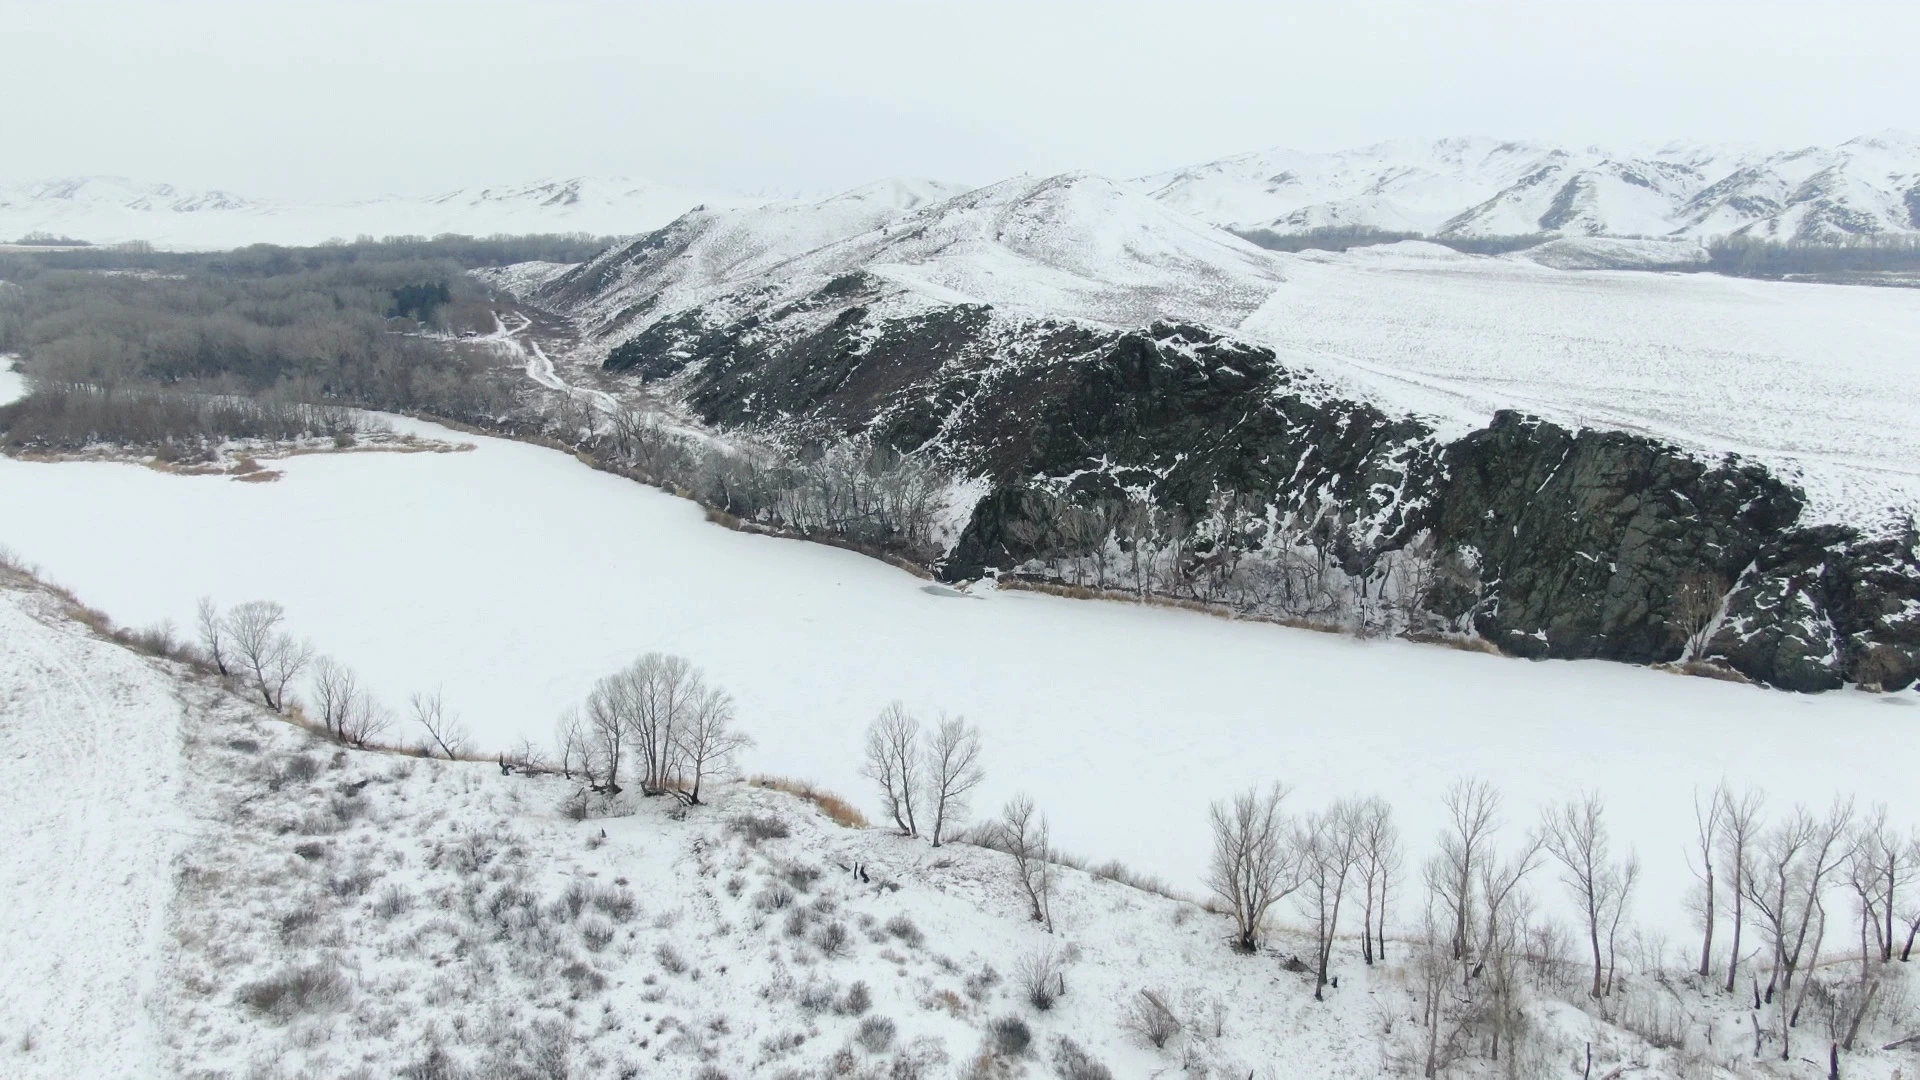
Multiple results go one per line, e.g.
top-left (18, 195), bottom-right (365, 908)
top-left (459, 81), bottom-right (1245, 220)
top-left (3, 0), bottom-right (1916, 199)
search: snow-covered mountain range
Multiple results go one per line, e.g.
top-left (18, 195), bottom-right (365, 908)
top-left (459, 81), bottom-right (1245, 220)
top-left (1138, 131), bottom-right (1920, 241)
top-left (12, 132), bottom-right (1919, 250)
top-left (0, 175), bottom-right (772, 249)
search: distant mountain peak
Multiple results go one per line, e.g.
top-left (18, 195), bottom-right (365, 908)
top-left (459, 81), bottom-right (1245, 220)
top-left (1138, 134), bottom-right (1920, 242)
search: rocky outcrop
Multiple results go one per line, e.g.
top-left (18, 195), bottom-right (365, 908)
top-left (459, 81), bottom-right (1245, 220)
top-left (591, 275), bottom-right (1919, 692)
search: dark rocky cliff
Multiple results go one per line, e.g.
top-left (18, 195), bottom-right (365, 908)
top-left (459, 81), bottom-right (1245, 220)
top-left (598, 275), bottom-right (1920, 692)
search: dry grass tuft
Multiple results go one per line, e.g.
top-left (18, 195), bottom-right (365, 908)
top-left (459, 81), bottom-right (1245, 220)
top-left (748, 776), bottom-right (869, 829)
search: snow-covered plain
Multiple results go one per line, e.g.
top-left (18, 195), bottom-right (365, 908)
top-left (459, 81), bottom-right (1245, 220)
top-left (1239, 243), bottom-right (1920, 527)
top-left (0, 175), bottom-right (775, 250)
top-left (3, 418), bottom-right (1915, 941)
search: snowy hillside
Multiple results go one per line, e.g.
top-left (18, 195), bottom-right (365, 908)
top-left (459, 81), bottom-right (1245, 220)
top-left (1139, 131), bottom-right (1920, 241)
top-left (544, 172), bottom-right (1286, 345)
top-left (7, 550), bottom-right (1920, 1079)
top-left (0, 175), bottom-right (776, 250)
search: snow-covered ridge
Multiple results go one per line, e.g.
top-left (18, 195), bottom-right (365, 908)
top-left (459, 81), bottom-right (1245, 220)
top-left (1139, 130), bottom-right (1920, 242)
top-left (0, 175), bottom-right (781, 250)
top-left (544, 171), bottom-right (1288, 343)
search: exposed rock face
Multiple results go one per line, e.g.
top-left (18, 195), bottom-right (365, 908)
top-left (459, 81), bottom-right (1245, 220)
top-left (590, 275), bottom-right (1918, 692)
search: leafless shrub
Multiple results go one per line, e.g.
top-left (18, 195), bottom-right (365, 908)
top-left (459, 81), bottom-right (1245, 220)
top-left (1049, 1036), bottom-right (1113, 1080)
top-left (579, 917), bottom-right (615, 952)
top-left (560, 960), bottom-right (606, 997)
top-left (856, 1014), bottom-right (897, 1053)
top-left (236, 961), bottom-right (351, 1021)
top-left (1015, 945), bottom-right (1062, 1011)
top-left (730, 812), bottom-right (791, 842)
top-left (1122, 988), bottom-right (1181, 1048)
top-left (588, 884), bottom-right (637, 923)
top-left (989, 1015), bottom-right (1032, 1057)
top-left (816, 920), bottom-right (852, 958)
top-left (655, 942), bottom-right (687, 974)
top-left (885, 914), bottom-right (924, 948)
top-left (836, 980), bottom-right (873, 1016)
top-left (963, 964), bottom-right (1000, 1002)
top-left (781, 862), bottom-right (822, 893)
top-left (799, 979), bottom-right (840, 1012)
top-left (373, 884), bottom-right (414, 919)
top-left (755, 884), bottom-right (796, 912)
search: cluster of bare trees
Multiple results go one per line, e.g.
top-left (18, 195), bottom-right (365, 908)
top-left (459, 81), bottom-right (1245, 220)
top-left (551, 403), bottom-right (957, 568)
top-left (860, 702), bottom-right (985, 846)
top-left (197, 598), bottom-right (313, 713)
top-left (198, 596), bottom-right (482, 758)
top-left (1200, 776), bottom-right (1920, 1077)
top-left (1004, 486), bottom-right (1453, 638)
top-left (1688, 785), bottom-right (1920, 1062)
top-left (308, 656), bottom-right (395, 749)
top-left (1204, 784), bottom-right (1401, 990)
top-left (0, 247), bottom-right (523, 443)
top-left (555, 652), bottom-right (752, 806)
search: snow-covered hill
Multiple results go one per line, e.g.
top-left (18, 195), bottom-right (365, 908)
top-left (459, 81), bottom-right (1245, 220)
top-left (543, 171), bottom-right (1286, 343)
top-left (1139, 131), bottom-right (1920, 242)
top-left (6, 557), bottom-right (1919, 1079)
top-left (0, 175), bottom-right (777, 250)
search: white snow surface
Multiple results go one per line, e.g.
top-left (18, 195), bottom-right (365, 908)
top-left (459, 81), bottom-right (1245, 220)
top-left (0, 584), bottom-right (183, 1078)
top-left (1238, 244), bottom-right (1920, 527)
top-left (1138, 131), bottom-right (1920, 241)
top-left (15, 576), bottom-right (1912, 1079)
top-left (556, 172), bottom-right (1290, 347)
top-left (0, 175), bottom-right (777, 250)
top-left (3, 421), bottom-right (1917, 944)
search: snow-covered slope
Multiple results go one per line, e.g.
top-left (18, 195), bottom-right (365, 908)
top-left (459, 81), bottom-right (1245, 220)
top-left (543, 172), bottom-right (1286, 344)
top-left (0, 175), bottom-right (776, 250)
top-left (0, 581), bottom-right (183, 1078)
top-left (1140, 131), bottom-right (1920, 241)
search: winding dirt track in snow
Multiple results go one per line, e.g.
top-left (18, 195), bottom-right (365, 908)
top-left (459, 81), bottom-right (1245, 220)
top-left (0, 586), bottom-right (184, 1078)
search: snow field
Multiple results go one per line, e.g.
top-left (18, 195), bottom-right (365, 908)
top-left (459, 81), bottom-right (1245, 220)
top-left (0, 579), bottom-right (184, 1078)
top-left (2, 420), bottom-right (1916, 949)
top-left (1240, 245), bottom-right (1920, 527)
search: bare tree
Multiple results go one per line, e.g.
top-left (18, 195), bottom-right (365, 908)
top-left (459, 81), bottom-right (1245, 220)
top-left (672, 684), bottom-right (751, 805)
top-left (861, 702), bottom-right (922, 837)
top-left (1849, 809), bottom-right (1916, 963)
top-left (998, 794), bottom-right (1054, 932)
top-left (308, 656), bottom-right (356, 740)
top-left (624, 652), bottom-right (698, 795)
top-left (922, 714), bottom-right (984, 847)
top-left (1671, 571), bottom-right (1726, 661)
top-left (1720, 785), bottom-right (1765, 994)
top-left (195, 596), bottom-right (229, 676)
top-left (554, 707), bottom-right (589, 781)
top-left (410, 689), bottom-right (470, 760)
top-left (1542, 792), bottom-right (1637, 1000)
top-left (1430, 778), bottom-right (1500, 961)
top-left (1690, 785), bottom-right (1727, 978)
top-left (337, 688), bottom-right (392, 749)
top-left (225, 600), bottom-right (312, 712)
top-left (1354, 795), bottom-right (1402, 965)
top-left (583, 674), bottom-right (625, 791)
top-left (1297, 799), bottom-right (1362, 1000)
top-left (1207, 783), bottom-right (1299, 953)
top-left (1476, 841), bottom-right (1542, 1063)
